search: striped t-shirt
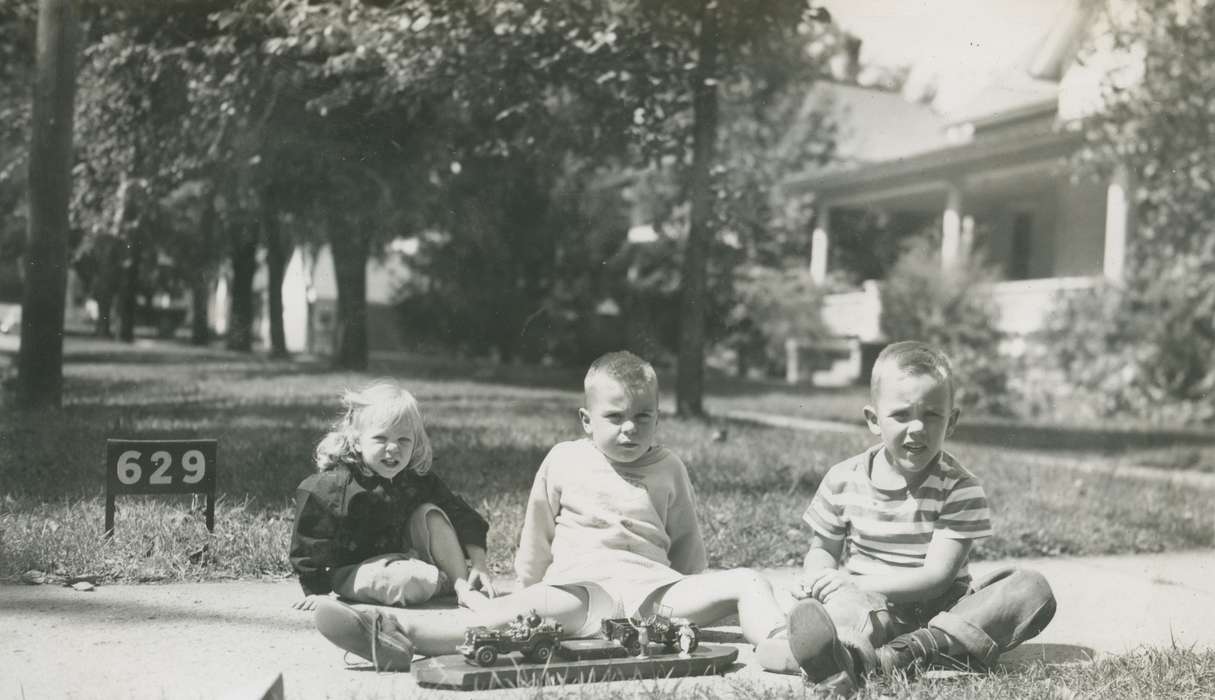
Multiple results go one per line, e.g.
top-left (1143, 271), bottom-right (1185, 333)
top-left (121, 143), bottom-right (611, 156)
top-left (802, 446), bottom-right (992, 583)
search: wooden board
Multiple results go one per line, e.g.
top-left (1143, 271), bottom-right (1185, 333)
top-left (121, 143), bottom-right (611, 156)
top-left (412, 643), bottom-right (739, 691)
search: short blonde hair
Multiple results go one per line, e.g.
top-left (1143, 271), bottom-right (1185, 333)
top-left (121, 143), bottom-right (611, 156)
top-left (870, 341), bottom-right (956, 404)
top-left (314, 380), bottom-right (434, 476)
top-left (584, 350), bottom-right (658, 398)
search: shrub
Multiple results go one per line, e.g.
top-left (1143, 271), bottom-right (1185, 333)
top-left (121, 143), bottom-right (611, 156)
top-left (728, 265), bottom-right (828, 377)
top-left (1063, 0), bottom-right (1215, 425)
top-left (1037, 278), bottom-right (1215, 425)
top-left (879, 235), bottom-right (1014, 415)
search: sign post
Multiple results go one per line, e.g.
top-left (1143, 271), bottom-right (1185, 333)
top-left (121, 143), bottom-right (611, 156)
top-left (105, 439), bottom-right (218, 536)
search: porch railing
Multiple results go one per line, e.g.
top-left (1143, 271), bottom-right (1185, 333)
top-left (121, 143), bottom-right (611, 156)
top-left (820, 280), bottom-right (883, 343)
top-left (820, 275), bottom-right (1100, 340)
top-left (988, 275), bottom-right (1100, 334)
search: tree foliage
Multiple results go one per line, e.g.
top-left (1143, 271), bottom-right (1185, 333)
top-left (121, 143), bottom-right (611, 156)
top-left (1058, 0), bottom-right (1215, 423)
top-left (386, 0), bottom-right (837, 396)
top-left (0, 0), bottom-right (37, 291)
top-left (9, 0), bottom-right (842, 398)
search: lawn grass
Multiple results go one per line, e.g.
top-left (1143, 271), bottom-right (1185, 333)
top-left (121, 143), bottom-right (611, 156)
top-left (1, 337), bottom-right (1211, 586)
top-left (396, 646), bottom-right (1215, 699)
top-left (704, 375), bottom-right (1215, 474)
top-left (2, 338), bottom-right (1213, 699)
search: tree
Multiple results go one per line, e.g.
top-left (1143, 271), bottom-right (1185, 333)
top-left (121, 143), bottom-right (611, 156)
top-left (17, 0), bottom-right (80, 409)
top-left (1059, 0), bottom-right (1215, 423)
top-left (600, 1), bottom-right (835, 415)
top-left (380, 1), bottom-right (836, 385)
top-left (252, 0), bottom-right (643, 368)
top-left (75, 2), bottom-right (297, 352)
top-left (73, 6), bottom-right (224, 342)
top-left (0, 1), bottom-right (37, 310)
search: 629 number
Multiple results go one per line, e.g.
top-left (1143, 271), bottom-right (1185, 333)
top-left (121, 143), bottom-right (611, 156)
top-left (115, 449), bottom-right (207, 486)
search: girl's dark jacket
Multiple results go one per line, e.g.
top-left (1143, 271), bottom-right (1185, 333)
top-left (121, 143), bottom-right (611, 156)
top-left (288, 466), bottom-right (489, 595)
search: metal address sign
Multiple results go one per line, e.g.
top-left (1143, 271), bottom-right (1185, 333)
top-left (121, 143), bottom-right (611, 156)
top-left (105, 439), bottom-right (218, 535)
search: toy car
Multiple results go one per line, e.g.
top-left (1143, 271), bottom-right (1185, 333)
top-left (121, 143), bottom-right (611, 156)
top-left (600, 606), bottom-right (700, 656)
top-left (457, 611), bottom-right (564, 666)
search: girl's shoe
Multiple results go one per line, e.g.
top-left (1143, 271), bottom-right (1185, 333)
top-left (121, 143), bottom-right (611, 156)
top-left (314, 598), bottom-right (415, 672)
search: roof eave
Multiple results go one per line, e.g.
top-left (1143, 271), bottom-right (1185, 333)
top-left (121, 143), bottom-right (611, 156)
top-left (785, 127), bottom-right (1082, 196)
top-left (951, 95), bottom-right (1059, 130)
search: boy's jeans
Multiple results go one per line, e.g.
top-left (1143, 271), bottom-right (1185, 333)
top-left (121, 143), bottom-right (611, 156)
top-left (825, 567), bottom-right (1056, 668)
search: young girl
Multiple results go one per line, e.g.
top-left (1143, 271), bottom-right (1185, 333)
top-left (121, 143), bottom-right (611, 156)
top-left (289, 381), bottom-right (494, 612)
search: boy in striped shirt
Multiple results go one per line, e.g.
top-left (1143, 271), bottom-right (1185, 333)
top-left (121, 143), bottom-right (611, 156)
top-left (779, 341), bottom-right (1055, 693)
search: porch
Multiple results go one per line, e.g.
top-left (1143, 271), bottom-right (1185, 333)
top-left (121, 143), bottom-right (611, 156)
top-left (783, 110), bottom-right (1135, 386)
top-left (801, 274), bottom-right (1103, 387)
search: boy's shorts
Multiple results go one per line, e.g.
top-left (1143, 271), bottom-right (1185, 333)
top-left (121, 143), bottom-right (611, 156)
top-left (329, 502), bottom-right (452, 606)
top-left (550, 566), bottom-right (685, 637)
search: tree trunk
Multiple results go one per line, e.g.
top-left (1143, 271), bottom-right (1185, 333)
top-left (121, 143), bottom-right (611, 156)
top-left (90, 235), bottom-right (120, 338)
top-left (118, 237), bottom-right (140, 342)
top-left (189, 188), bottom-right (216, 345)
top-left (329, 227), bottom-right (368, 370)
top-left (262, 201), bottom-right (288, 358)
top-left (675, 4), bottom-right (719, 418)
top-left (189, 272), bottom-right (210, 345)
top-left (16, 0), bottom-right (79, 410)
top-left (226, 221), bottom-right (257, 352)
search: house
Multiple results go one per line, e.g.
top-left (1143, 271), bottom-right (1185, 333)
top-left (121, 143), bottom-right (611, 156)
top-left (787, 0), bottom-right (1132, 385)
top-left (210, 241), bottom-right (412, 355)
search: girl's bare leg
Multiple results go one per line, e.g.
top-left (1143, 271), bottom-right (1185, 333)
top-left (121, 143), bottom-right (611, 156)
top-left (656, 568), bottom-right (786, 644)
top-left (381, 584), bottom-right (590, 656)
top-left (423, 510), bottom-right (469, 592)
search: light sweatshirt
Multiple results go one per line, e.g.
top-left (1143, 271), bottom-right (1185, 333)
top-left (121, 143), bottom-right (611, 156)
top-left (514, 439), bottom-right (708, 589)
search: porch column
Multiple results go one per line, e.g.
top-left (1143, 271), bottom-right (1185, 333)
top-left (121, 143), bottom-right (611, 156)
top-left (810, 206), bottom-right (831, 285)
top-left (941, 185), bottom-right (964, 268)
top-left (785, 338), bottom-right (799, 384)
top-left (1104, 164), bottom-right (1134, 283)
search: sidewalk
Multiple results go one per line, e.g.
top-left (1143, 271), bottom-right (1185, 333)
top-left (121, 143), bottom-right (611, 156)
top-left (2, 550), bottom-right (1212, 699)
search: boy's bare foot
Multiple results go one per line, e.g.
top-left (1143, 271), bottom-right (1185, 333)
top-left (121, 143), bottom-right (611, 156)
top-left (454, 579), bottom-right (492, 611)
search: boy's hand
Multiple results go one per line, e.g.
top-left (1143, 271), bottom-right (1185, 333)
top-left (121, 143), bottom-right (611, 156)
top-left (467, 564), bottom-right (498, 598)
top-left (292, 594), bottom-right (324, 611)
top-left (793, 570), bottom-right (831, 599)
top-left (802, 569), bottom-right (855, 603)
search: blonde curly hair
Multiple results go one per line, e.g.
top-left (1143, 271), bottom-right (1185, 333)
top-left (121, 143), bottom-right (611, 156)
top-left (314, 380), bottom-right (434, 476)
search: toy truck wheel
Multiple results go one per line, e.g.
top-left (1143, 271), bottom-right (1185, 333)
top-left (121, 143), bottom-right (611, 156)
top-left (532, 641), bottom-right (555, 663)
top-left (475, 645), bottom-right (498, 666)
top-left (625, 636), bottom-right (642, 656)
top-left (678, 626), bottom-right (699, 654)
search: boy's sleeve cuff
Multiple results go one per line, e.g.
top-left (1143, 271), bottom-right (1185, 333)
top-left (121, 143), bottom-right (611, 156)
top-left (802, 513), bottom-right (845, 540)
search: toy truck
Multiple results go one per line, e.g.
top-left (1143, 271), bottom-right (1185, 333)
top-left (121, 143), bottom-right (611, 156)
top-left (458, 612), bottom-right (564, 666)
top-left (600, 606), bottom-right (700, 656)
